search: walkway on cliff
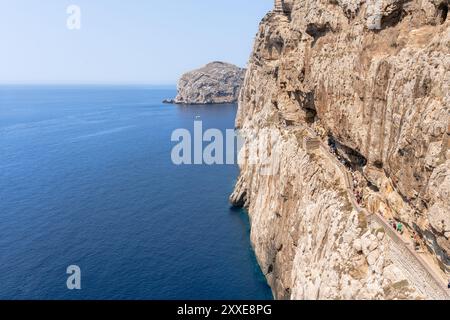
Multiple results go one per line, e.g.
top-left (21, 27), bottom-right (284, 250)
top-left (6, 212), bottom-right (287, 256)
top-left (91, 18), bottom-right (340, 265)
top-left (296, 124), bottom-right (450, 299)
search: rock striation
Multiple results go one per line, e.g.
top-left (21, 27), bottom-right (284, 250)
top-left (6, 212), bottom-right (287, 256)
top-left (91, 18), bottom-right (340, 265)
top-left (231, 0), bottom-right (449, 300)
top-left (165, 62), bottom-right (246, 105)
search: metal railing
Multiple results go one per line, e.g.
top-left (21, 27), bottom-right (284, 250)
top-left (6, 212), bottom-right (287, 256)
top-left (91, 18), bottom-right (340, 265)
top-left (292, 124), bottom-right (450, 298)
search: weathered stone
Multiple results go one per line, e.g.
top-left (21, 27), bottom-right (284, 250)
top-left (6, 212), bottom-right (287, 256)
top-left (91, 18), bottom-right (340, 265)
top-left (353, 239), bottom-right (363, 252)
top-left (231, 0), bottom-right (448, 300)
top-left (168, 62), bottom-right (246, 105)
top-left (367, 249), bottom-right (381, 266)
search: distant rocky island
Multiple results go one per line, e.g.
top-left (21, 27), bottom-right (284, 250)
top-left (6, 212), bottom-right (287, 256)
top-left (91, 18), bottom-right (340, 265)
top-left (163, 61), bottom-right (246, 105)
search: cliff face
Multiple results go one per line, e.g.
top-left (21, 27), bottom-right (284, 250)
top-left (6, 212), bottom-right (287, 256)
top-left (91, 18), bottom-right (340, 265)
top-left (231, 0), bottom-right (449, 299)
top-left (169, 62), bottom-right (246, 105)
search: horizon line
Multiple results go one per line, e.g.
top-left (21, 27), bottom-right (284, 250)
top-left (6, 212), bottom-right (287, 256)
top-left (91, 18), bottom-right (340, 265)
top-left (0, 82), bottom-right (177, 87)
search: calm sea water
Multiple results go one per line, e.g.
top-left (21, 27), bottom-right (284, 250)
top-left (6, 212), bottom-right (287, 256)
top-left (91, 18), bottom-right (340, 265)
top-left (0, 85), bottom-right (272, 300)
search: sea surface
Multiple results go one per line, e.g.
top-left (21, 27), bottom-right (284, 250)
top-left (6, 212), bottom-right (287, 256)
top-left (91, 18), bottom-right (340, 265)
top-left (0, 85), bottom-right (272, 300)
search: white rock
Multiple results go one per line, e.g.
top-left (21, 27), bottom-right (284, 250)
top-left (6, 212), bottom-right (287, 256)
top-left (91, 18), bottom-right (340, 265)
top-left (367, 249), bottom-right (381, 266)
top-left (383, 264), bottom-right (405, 283)
top-left (353, 239), bottom-right (363, 252)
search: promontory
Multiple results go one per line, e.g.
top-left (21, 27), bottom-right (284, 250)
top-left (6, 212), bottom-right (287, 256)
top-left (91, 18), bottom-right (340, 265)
top-left (164, 61), bottom-right (246, 105)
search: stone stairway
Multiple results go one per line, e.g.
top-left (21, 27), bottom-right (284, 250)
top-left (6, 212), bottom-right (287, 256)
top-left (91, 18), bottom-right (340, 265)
top-left (322, 144), bottom-right (449, 299)
top-left (294, 124), bottom-right (450, 299)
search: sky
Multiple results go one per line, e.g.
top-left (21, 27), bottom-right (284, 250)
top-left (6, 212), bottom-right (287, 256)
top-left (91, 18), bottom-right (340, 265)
top-left (0, 0), bottom-right (272, 85)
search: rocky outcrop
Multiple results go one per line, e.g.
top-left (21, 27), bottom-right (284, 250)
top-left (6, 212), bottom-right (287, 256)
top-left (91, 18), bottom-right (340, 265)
top-left (231, 0), bottom-right (449, 300)
top-left (165, 62), bottom-right (246, 105)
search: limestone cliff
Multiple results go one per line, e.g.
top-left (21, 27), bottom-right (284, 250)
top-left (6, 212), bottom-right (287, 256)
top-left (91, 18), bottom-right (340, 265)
top-left (165, 62), bottom-right (246, 105)
top-left (231, 0), bottom-right (449, 300)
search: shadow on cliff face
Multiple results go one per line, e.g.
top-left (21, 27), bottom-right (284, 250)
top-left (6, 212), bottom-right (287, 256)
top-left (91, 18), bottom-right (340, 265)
top-left (328, 135), bottom-right (368, 169)
top-left (305, 22), bottom-right (333, 46)
top-left (437, 2), bottom-right (448, 24)
top-left (380, 4), bottom-right (406, 29)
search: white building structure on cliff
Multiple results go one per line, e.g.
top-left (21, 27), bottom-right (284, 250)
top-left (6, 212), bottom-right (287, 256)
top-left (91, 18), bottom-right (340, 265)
top-left (274, 0), bottom-right (284, 12)
top-left (274, 0), bottom-right (292, 14)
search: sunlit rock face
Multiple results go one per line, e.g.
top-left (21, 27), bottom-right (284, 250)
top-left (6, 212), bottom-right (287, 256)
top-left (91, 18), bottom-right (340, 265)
top-left (231, 0), bottom-right (449, 300)
top-left (170, 62), bottom-right (246, 105)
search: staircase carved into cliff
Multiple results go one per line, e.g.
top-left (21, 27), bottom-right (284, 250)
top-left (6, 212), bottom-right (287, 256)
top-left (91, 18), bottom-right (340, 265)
top-left (296, 124), bottom-right (450, 300)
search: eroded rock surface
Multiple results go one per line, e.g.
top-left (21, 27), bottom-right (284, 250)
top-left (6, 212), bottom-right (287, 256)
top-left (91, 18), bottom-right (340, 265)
top-left (167, 62), bottom-right (246, 105)
top-left (231, 0), bottom-right (449, 300)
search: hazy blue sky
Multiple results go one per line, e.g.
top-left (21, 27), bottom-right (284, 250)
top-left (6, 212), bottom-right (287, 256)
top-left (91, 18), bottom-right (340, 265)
top-left (0, 0), bottom-right (272, 84)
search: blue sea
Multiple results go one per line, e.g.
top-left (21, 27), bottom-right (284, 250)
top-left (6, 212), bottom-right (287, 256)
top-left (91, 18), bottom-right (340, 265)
top-left (0, 85), bottom-right (272, 300)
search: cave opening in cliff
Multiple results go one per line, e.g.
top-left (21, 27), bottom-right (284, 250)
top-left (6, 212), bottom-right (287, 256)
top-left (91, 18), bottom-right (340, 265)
top-left (291, 90), bottom-right (317, 124)
top-left (305, 110), bottom-right (317, 124)
top-left (380, 6), bottom-right (404, 29)
top-left (438, 3), bottom-right (448, 24)
top-left (305, 23), bottom-right (332, 46)
top-left (374, 160), bottom-right (383, 169)
top-left (367, 181), bottom-right (380, 192)
top-left (327, 135), bottom-right (368, 170)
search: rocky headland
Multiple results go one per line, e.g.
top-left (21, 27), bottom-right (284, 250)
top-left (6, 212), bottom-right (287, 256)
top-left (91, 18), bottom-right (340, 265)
top-left (164, 61), bottom-right (246, 105)
top-left (231, 0), bottom-right (449, 300)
